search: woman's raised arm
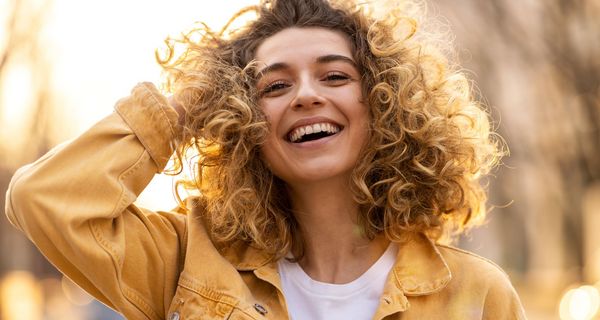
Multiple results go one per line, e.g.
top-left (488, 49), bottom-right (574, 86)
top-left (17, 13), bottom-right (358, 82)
top-left (5, 82), bottom-right (187, 320)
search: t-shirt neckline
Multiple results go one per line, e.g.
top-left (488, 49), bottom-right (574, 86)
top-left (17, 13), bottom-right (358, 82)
top-left (278, 242), bottom-right (398, 299)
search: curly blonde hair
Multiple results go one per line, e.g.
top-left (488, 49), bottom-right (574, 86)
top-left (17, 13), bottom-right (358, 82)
top-left (158, 0), bottom-right (504, 259)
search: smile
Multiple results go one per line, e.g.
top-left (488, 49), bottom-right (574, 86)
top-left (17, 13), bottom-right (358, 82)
top-left (287, 122), bottom-right (342, 143)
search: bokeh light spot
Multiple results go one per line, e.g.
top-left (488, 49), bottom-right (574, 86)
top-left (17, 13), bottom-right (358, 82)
top-left (560, 285), bottom-right (600, 320)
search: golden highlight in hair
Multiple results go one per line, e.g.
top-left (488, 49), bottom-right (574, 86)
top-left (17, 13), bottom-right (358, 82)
top-left (157, 0), bottom-right (505, 260)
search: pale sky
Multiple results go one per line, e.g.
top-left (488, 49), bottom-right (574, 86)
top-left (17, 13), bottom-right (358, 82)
top-left (46, 0), bottom-right (259, 133)
top-left (1, 0), bottom-right (258, 210)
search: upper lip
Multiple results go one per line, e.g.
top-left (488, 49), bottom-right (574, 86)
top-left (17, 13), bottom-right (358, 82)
top-left (285, 116), bottom-right (343, 138)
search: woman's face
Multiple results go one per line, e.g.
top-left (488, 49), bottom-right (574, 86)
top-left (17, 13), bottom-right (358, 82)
top-left (255, 27), bottom-right (369, 186)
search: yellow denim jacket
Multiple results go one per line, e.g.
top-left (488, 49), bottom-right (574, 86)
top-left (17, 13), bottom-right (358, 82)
top-left (5, 83), bottom-right (527, 320)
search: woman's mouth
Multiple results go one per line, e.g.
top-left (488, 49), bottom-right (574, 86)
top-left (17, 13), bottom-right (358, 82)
top-left (287, 122), bottom-right (342, 143)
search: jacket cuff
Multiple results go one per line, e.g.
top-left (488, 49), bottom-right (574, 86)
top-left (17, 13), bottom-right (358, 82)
top-left (114, 82), bottom-right (180, 171)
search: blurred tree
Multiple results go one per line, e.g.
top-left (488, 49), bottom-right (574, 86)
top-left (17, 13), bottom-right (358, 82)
top-left (0, 0), bottom-right (57, 276)
top-left (436, 0), bottom-right (600, 296)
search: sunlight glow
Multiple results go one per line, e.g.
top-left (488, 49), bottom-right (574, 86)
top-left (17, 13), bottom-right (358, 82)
top-left (43, 0), bottom-right (259, 137)
top-left (559, 285), bottom-right (600, 320)
top-left (136, 148), bottom-right (201, 210)
top-left (0, 62), bottom-right (34, 152)
top-left (0, 271), bottom-right (43, 320)
top-left (41, 277), bottom-right (77, 319)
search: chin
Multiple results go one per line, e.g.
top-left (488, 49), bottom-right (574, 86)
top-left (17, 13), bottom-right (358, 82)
top-left (281, 166), bottom-right (354, 186)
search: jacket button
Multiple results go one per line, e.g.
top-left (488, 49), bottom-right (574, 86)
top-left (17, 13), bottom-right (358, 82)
top-left (169, 312), bottom-right (180, 320)
top-left (254, 303), bottom-right (268, 315)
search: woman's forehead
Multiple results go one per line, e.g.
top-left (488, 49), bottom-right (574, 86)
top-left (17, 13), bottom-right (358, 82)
top-left (254, 27), bottom-right (354, 66)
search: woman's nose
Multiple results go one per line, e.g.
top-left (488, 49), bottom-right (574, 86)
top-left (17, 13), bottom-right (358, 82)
top-left (291, 78), bottom-right (326, 109)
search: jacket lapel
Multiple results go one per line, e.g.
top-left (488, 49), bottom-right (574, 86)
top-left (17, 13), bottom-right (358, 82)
top-left (373, 233), bottom-right (452, 319)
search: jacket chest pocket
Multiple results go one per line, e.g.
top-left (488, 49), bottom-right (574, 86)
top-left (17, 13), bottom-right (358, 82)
top-left (167, 285), bottom-right (258, 320)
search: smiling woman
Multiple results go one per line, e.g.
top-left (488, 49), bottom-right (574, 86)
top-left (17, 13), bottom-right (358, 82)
top-left (5, 0), bottom-right (526, 319)
top-left (256, 28), bottom-right (369, 186)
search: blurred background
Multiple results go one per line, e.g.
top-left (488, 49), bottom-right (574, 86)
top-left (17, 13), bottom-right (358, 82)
top-left (0, 0), bottom-right (598, 319)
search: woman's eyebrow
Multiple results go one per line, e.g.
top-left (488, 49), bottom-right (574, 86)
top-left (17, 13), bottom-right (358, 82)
top-left (255, 54), bottom-right (357, 82)
top-left (315, 54), bottom-right (357, 68)
top-left (256, 62), bottom-right (289, 82)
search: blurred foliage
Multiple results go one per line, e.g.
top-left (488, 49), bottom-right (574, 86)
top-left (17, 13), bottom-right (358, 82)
top-left (436, 0), bottom-right (600, 280)
top-left (0, 0), bottom-right (55, 166)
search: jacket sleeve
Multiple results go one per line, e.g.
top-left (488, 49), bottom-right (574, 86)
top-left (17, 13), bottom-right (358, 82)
top-left (4, 82), bottom-right (187, 320)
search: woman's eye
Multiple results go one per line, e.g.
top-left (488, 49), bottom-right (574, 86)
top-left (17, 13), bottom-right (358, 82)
top-left (323, 72), bottom-right (351, 83)
top-left (260, 81), bottom-right (289, 96)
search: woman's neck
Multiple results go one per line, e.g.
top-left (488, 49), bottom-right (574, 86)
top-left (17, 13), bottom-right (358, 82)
top-left (286, 177), bottom-right (390, 284)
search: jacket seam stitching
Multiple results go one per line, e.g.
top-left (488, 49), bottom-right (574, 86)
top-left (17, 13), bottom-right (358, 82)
top-left (123, 286), bottom-right (161, 320)
top-left (113, 107), bottom-right (159, 169)
top-left (89, 149), bottom-right (161, 319)
top-left (394, 238), bottom-right (453, 297)
top-left (139, 82), bottom-right (177, 141)
top-left (177, 280), bottom-right (247, 318)
top-left (178, 275), bottom-right (239, 306)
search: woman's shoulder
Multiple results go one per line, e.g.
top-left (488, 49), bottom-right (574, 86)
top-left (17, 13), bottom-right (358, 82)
top-left (435, 244), bottom-right (527, 318)
top-left (436, 244), bottom-right (510, 276)
top-left (435, 243), bottom-right (520, 296)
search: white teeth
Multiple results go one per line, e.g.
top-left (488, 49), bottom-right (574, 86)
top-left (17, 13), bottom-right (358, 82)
top-left (288, 122), bottom-right (341, 143)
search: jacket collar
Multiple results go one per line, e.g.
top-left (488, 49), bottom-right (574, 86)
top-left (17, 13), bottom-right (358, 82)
top-left (389, 232), bottom-right (452, 296)
top-left (223, 232), bottom-right (452, 295)
top-left (220, 240), bottom-right (273, 271)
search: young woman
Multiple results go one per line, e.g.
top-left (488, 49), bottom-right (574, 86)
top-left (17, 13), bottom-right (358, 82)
top-left (5, 0), bottom-right (526, 319)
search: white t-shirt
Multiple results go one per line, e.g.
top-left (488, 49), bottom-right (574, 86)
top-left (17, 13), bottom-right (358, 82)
top-left (278, 242), bottom-right (398, 320)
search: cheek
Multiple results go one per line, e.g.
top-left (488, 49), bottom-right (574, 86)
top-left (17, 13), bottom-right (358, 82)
top-left (257, 101), bottom-right (292, 177)
top-left (259, 101), bottom-right (285, 135)
top-left (259, 136), bottom-right (275, 161)
top-left (258, 133), bottom-right (283, 175)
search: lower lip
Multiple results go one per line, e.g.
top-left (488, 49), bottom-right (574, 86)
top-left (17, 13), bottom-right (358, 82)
top-left (287, 131), bottom-right (342, 149)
